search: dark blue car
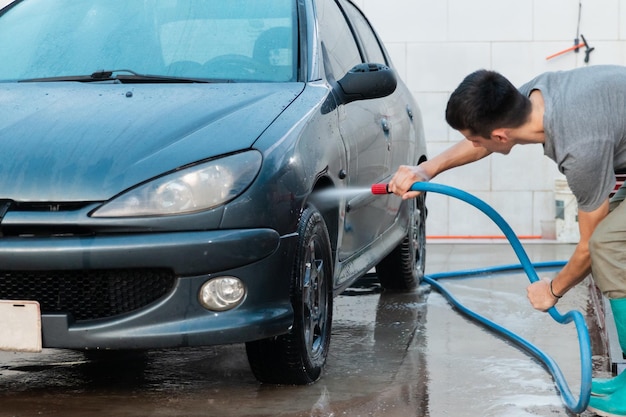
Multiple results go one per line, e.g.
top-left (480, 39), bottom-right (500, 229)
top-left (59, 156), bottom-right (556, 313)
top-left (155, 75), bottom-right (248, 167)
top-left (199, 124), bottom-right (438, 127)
top-left (0, 0), bottom-right (427, 384)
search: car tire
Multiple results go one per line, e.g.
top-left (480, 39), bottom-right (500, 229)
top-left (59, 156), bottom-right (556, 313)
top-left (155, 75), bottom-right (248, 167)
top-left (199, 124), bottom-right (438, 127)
top-left (375, 193), bottom-right (427, 290)
top-left (246, 205), bottom-right (333, 385)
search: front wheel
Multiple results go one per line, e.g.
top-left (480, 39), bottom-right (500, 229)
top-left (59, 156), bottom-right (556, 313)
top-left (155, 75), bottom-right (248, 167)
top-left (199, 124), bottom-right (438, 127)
top-left (375, 193), bottom-right (427, 290)
top-left (246, 205), bottom-right (333, 384)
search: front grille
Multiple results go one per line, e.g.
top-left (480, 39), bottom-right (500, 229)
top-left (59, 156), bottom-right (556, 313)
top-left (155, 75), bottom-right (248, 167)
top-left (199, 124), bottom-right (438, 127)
top-left (0, 201), bottom-right (100, 238)
top-left (0, 269), bottom-right (176, 321)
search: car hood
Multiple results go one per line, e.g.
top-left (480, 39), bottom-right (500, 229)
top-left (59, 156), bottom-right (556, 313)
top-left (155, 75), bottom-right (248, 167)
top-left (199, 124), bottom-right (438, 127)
top-left (0, 82), bottom-right (304, 202)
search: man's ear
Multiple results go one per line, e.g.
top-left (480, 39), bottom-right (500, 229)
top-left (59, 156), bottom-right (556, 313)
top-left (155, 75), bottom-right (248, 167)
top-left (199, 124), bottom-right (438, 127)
top-left (490, 128), bottom-right (509, 143)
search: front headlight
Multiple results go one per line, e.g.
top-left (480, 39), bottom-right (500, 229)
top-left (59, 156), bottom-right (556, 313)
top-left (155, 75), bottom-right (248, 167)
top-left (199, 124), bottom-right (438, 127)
top-left (91, 151), bottom-right (262, 217)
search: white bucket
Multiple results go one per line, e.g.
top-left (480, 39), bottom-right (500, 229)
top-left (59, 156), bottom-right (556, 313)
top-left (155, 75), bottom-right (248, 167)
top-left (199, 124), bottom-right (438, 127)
top-left (554, 178), bottom-right (579, 243)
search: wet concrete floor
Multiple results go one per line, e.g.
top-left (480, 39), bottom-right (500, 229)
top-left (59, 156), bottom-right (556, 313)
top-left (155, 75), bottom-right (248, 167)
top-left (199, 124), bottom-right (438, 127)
top-left (0, 242), bottom-right (610, 417)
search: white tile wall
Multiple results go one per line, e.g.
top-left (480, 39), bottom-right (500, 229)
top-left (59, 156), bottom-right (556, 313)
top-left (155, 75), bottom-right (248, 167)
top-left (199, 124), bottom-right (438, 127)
top-left (361, 0), bottom-right (626, 238)
top-left (447, 0), bottom-right (533, 42)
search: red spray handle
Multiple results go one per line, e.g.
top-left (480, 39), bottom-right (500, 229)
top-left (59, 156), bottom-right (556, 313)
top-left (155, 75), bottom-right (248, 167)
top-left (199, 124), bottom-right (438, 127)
top-left (371, 183), bottom-right (390, 194)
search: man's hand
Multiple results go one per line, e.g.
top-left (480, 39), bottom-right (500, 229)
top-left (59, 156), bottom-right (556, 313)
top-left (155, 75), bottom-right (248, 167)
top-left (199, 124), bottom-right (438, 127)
top-left (388, 165), bottom-right (431, 200)
top-left (527, 277), bottom-right (559, 312)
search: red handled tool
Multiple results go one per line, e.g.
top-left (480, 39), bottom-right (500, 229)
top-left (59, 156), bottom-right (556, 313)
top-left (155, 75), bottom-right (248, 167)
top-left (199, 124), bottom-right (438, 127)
top-left (546, 34), bottom-right (594, 63)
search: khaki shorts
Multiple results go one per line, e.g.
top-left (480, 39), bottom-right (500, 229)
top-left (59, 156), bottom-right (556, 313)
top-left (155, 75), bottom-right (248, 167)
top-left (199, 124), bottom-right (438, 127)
top-left (589, 182), bottom-right (626, 298)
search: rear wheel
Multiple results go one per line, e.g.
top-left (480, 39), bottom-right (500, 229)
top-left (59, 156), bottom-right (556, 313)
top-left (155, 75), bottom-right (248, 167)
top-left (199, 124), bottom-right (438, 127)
top-left (375, 193), bottom-right (427, 290)
top-left (246, 205), bottom-right (333, 384)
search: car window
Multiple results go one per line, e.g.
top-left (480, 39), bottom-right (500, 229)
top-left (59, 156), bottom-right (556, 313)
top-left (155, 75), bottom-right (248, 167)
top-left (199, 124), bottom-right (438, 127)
top-left (158, 1), bottom-right (297, 81)
top-left (0, 0), bottom-right (297, 82)
top-left (315, 0), bottom-right (362, 80)
top-left (338, 0), bottom-right (387, 65)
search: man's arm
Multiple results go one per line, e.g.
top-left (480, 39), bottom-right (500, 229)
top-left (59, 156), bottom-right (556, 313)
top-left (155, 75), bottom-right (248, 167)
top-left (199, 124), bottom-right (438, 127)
top-left (527, 199), bottom-right (609, 311)
top-left (388, 139), bottom-right (492, 199)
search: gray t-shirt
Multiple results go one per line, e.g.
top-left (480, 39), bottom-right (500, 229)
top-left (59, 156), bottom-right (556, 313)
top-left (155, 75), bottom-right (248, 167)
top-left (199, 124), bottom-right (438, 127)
top-left (519, 65), bottom-right (626, 212)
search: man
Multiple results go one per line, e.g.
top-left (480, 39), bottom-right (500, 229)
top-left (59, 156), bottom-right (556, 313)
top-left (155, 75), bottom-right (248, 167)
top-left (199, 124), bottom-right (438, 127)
top-left (387, 66), bottom-right (626, 417)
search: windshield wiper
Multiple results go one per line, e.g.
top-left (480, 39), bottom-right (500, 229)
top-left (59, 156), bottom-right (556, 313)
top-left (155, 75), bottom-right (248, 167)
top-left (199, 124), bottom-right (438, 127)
top-left (91, 69), bottom-right (141, 80)
top-left (19, 69), bottom-right (232, 84)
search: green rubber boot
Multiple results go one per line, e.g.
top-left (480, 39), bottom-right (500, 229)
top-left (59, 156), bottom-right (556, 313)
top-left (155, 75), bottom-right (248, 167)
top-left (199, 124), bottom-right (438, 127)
top-left (589, 385), bottom-right (626, 416)
top-left (593, 371), bottom-right (626, 397)
top-left (592, 299), bottom-right (626, 397)
top-left (588, 299), bottom-right (626, 416)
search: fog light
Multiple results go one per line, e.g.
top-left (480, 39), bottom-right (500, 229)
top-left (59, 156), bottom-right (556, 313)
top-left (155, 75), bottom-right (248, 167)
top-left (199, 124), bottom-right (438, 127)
top-left (199, 277), bottom-right (245, 311)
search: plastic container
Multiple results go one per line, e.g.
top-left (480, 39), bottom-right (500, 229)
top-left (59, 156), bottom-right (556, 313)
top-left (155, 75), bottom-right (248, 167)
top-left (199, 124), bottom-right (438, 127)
top-left (554, 178), bottom-right (579, 243)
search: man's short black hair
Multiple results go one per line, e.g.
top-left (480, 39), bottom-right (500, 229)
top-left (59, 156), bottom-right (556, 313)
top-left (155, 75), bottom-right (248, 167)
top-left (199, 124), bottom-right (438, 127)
top-left (445, 69), bottom-right (532, 138)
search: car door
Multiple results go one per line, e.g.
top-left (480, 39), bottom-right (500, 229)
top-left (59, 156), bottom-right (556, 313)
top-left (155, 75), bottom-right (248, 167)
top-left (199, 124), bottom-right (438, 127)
top-left (316, 0), bottom-right (395, 263)
top-left (339, 0), bottom-right (418, 212)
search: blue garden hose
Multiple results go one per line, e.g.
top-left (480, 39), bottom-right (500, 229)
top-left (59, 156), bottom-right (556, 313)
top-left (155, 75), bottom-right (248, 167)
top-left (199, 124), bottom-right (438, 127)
top-left (375, 181), bottom-right (592, 413)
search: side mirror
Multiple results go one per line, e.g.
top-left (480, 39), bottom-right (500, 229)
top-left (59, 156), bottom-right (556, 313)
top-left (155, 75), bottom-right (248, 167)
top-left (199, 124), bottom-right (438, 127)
top-left (336, 63), bottom-right (397, 105)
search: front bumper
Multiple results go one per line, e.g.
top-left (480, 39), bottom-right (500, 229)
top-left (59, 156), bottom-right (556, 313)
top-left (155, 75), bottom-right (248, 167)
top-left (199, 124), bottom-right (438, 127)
top-left (0, 229), bottom-right (297, 349)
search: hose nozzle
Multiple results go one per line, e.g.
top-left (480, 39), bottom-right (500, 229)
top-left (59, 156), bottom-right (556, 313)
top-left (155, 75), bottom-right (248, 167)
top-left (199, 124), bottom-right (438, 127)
top-left (371, 183), bottom-right (390, 195)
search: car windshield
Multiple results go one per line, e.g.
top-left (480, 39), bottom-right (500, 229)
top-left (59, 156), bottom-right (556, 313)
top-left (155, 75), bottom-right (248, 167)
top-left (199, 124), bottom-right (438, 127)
top-left (0, 0), bottom-right (297, 83)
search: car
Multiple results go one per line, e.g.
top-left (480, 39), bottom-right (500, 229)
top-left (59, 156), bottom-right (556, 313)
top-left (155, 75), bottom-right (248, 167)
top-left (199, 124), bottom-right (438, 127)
top-left (0, 0), bottom-right (427, 384)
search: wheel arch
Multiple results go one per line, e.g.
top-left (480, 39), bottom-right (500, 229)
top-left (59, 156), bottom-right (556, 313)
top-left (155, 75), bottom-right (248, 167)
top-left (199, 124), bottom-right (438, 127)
top-left (307, 176), bottom-right (339, 264)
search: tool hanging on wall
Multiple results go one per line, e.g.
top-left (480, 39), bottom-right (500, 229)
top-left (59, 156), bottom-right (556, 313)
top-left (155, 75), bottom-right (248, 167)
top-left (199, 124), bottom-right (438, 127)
top-left (546, 34), bottom-right (594, 63)
top-left (546, 1), bottom-right (594, 63)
